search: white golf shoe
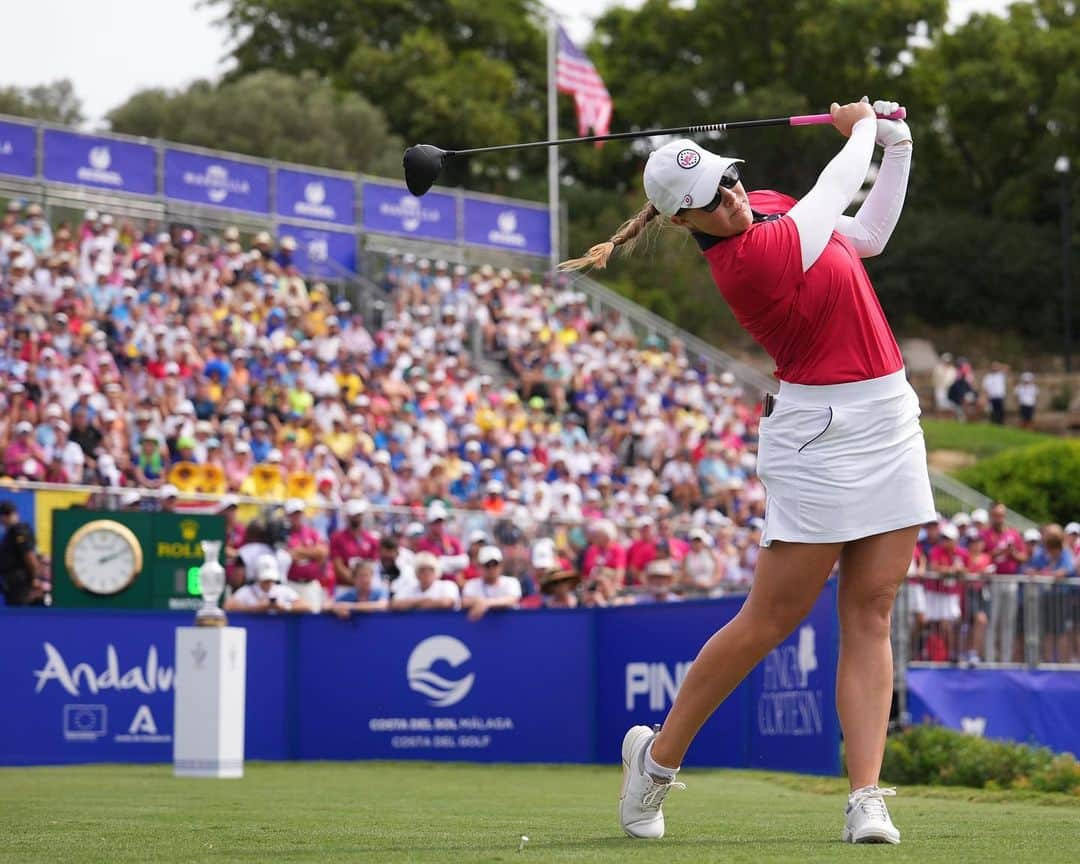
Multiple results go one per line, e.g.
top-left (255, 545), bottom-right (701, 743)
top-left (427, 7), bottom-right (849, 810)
top-left (619, 725), bottom-right (685, 839)
top-left (842, 785), bottom-right (901, 844)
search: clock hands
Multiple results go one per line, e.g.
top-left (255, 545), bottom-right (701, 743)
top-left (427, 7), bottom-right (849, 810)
top-left (96, 551), bottom-right (128, 566)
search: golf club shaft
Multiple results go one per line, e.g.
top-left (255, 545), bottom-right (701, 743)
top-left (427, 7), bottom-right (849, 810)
top-left (444, 109), bottom-right (906, 157)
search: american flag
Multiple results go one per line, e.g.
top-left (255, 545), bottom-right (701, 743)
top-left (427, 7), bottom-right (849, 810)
top-left (556, 25), bottom-right (613, 138)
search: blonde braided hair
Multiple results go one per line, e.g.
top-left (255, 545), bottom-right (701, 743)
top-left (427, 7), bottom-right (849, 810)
top-left (558, 201), bottom-right (662, 272)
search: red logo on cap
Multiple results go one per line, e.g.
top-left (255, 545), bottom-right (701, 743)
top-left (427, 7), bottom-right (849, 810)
top-left (676, 148), bottom-right (700, 169)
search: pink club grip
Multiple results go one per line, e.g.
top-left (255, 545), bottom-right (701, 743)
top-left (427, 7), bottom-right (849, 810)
top-left (790, 107), bottom-right (906, 126)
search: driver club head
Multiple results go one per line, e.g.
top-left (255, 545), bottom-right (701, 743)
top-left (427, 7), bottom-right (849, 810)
top-left (403, 144), bottom-right (451, 196)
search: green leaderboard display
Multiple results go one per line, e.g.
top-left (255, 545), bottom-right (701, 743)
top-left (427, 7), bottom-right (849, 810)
top-left (51, 510), bottom-right (225, 610)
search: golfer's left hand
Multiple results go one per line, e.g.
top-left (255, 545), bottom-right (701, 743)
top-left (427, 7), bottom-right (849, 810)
top-left (864, 97), bottom-right (912, 148)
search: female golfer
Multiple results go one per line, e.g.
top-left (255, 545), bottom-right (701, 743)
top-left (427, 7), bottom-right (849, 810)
top-left (562, 99), bottom-right (932, 845)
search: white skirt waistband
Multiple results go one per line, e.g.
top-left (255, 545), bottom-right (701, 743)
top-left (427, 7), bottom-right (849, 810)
top-left (776, 369), bottom-right (911, 408)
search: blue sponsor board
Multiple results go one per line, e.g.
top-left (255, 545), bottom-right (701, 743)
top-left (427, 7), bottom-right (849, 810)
top-left (463, 197), bottom-right (551, 257)
top-left (43, 130), bottom-right (156, 195)
top-left (908, 667), bottom-right (1080, 756)
top-left (164, 149), bottom-right (270, 214)
top-left (1, 596), bottom-right (841, 771)
top-left (276, 168), bottom-right (355, 226)
top-left (277, 223), bottom-right (357, 279)
top-left (0, 120), bottom-right (36, 178)
top-left (362, 182), bottom-right (457, 242)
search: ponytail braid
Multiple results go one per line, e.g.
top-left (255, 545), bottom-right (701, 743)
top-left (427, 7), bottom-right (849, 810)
top-left (558, 201), bottom-right (661, 272)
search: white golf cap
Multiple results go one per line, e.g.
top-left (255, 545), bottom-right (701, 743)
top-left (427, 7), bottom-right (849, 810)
top-left (1066, 522), bottom-right (1080, 535)
top-left (478, 545), bottom-right (503, 565)
top-left (344, 499), bottom-right (368, 517)
top-left (970, 508), bottom-right (990, 525)
top-left (160, 484), bottom-right (179, 499)
top-left (643, 139), bottom-right (742, 217)
top-left (285, 498), bottom-right (306, 514)
top-left (255, 555), bottom-right (281, 582)
top-left (941, 523), bottom-right (959, 541)
top-left (1024, 528), bottom-right (1042, 543)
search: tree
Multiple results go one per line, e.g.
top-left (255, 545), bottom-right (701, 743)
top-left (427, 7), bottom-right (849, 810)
top-left (107, 71), bottom-right (403, 177)
top-left (0, 79), bottom-right (83, 126)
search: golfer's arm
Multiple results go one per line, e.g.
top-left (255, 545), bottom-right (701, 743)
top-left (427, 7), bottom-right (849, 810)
top-left (835, 141), bottom-right (912, 258)
top-left (787, 118), bottom-right (877, 272)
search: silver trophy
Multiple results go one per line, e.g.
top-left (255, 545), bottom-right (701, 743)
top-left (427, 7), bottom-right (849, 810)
top-left (195, 540), bottom-right (227, 627)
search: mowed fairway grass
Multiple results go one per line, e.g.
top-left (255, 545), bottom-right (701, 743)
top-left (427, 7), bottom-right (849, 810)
top-left (2, 762), bottom-right (1078, 864)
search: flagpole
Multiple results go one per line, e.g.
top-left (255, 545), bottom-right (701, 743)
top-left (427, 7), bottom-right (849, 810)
top-left (546, 12), bottom-right (560, 277)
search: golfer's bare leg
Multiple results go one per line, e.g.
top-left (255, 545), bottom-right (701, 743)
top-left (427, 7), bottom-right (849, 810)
top-left (836, 526), bottom-right (919, 790)
top-left (649, 540), bottom-right (842, 768)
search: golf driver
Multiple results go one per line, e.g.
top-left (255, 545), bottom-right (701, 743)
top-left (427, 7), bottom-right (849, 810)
top-left (403, 107), bottom-right (906, 196)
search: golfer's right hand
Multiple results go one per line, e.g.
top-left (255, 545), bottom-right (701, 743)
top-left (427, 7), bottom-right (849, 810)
top-left (830, 101), bottom-right (876, 138)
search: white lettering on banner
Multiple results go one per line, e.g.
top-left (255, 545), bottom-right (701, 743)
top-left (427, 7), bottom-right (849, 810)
top-left (114, 704), bottom-right (171, 744)
top-left (486, 210), bottom-right (527, 248)
top-left (370, 716), bottom-right (512, 751)
top-left (307, 238), bottom-right (329, 263)
top-left (33, 642), bottom-right (174, 697)
top-left (379, 196), bottom-right (442, 233)
top-left (293, 181), bottom-right (337, 220)
top-left (76, 146), bottom-right (123, 187)
top-left (961, 716), bottom-right (987, 737)
top-left (757, 625), bottom-right (823, 737)
top-left (181, 164), bottom-right (251, 204)
top-left (1, 141), bottom-right (13, 156)
top-left (625, 661), bottom-right (693, 711)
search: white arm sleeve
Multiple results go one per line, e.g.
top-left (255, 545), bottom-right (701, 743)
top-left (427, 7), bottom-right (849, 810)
top-left (835, 141), bottom-right (912, 258)
top-left (787, 118), bottom-right (877, 272)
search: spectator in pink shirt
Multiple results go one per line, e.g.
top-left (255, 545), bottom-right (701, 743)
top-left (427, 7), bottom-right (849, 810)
top-left (284, 498), bottom-right (332, 601)
top-left (982, 502), bottom-right (1027, 575)
top-left (329, 498), bottom-right (378, 597)
top-left (4, 422), bottom-right (45, 478)
top-left (581, 519), bottom-right (627, 586)
top-left (414, 500), bottom-right (465, 568)
top-left (626, 516), bottom-right (659, 585)
top-left (927, 523), bottom-right (968, 660)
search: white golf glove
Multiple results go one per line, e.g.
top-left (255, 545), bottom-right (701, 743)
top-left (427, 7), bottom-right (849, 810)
top-left (862, 96), bottom-right (912, 148)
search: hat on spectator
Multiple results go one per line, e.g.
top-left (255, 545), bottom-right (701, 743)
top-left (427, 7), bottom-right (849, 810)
top-left (120, 491), bottom-right (142, 508)
top-left (14, 420), bottom-right (33, 434)
top-left (485, 480), bottom-right (503, 495)
top-left (160, 484), bottom-right (179, 499)
top-left (256, 555), bottom-right (281, 583)
top-left (646, 559), bottom-right (674, 578)
top-left (218, 494), bottom-right (239, 512)
top-left (1066, 522), bottom-right (1080, 535)
top-left (426, 500), bottom-right (449, 522)
top-left (345, 499), bottom-right (368, 518)
top-left (689, 528), bottom-right (710, 543)
top-left (414, 551), bottom-right (441, 575)
top-left (941, 523), bottom-right (959, 541)
top-left (952, 512), bottom-right (971, 527)
top-left (234, 440), bottom-right (251, 454)
top-left (970, 508), bottom-right (990, 525)
top-left (1024, 528), bottom-right (1042, 543)
top-left (266, 449), bottom-right (283, 463)
top-left (406, 521), bottom-right (425, 538)
top-left (966, 527), bottom-right (984, 542)
top-left (285, 498), bottom-right (306, 515)
top-left (468, 529), bottom-right (489, 546)
top-left (478, 545), bottom-right (503, 566)
top-left (531, 539), bottom-right (557, 570)
top-left (540, 567), bottom-right (580, 593)
top-left (373, 450), bottom-right (391, 466)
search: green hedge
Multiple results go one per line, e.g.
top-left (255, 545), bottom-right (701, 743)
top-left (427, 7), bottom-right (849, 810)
top-left (955, 440), bottom-right (1080, 525)
top-left (883, 724), bottom-right (1080, 793)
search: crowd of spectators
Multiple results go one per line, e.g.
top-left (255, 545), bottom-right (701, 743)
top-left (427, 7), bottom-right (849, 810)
top-left (0, 201), bottom-right (767, 609)
top-left (930, 353), bottom-right (1040, 426)
top-left (907, 502), bottom-right (1080, 664)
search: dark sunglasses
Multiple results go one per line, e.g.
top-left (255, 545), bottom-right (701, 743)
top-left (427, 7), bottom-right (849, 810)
top-left (682, 165), bottom-right (741, 214)
top-left (482, 560), bottom-right (500, 567)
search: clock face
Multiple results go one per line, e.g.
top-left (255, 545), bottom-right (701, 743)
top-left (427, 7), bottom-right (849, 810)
top-left (66, 520), bottom-right (143, 595)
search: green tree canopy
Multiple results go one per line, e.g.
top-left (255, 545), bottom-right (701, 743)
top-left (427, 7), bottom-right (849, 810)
top-left (0, 79), bottom-right (83, 126)
top-left (107, 70), bottom-right (403, 177)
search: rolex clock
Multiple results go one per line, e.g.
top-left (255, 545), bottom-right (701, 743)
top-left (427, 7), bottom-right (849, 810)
top-left (65, 519), bottom-right (144, 595)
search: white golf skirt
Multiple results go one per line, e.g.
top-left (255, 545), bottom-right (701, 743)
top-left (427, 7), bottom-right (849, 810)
top-left (757, 369), bottom-right (936, 547)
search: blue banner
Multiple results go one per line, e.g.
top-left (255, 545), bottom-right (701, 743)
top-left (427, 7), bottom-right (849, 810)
top-left (276, 168), bottom-right (354, 226)
top-left (907, 668), bottom-right (1080, 756)
top-left (0, 120), bottom-right (36, 178)
top-left (294, 611), bottom-right (594, 763)
top-left (463, 197), bottom-right (551, 257)
top-left (277, 223), bottom-right (357, 278)
top-left (0, 597), bottom-right (841, 771)
top-left (362, 182), bottom-right (457, 242)
top-left (43, 130), bottom-right (156, 195)
top-left (164, 149), bottom-right (270, 214)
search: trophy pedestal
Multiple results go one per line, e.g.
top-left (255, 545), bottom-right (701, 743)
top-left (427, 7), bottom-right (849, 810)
top-left (173, 627), bottom-right (247, 778)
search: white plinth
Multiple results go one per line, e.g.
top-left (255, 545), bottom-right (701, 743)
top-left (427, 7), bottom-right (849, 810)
top-left (174, 627), bottom-right (246, 778)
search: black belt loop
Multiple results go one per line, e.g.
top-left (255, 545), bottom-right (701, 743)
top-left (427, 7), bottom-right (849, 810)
top-left (763, 393), bottom-right (776, 418)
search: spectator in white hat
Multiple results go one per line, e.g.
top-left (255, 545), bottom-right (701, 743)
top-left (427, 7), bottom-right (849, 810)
top-left (462, 546), bottom-right (522, 621)
top-left (284, 498), bottom-right (330, 611)
top-left (225, 555), bottom-right (310, 614)
top-left (1014, 372), bottom-right (1039, 428)
top-left (328, 499), bottom-right (378, 598)
top-left (681, 528), bottom-right (723, 594)
top-left (415, 500), bottom-right (467, 575)
top-left (390, 551), bottom-right (460, 610)
top-left (638, 559), bottom-right (682, 604)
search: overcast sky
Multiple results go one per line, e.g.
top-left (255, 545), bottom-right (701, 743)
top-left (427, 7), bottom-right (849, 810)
top-left (0, 0), bottom-right (1023, 128)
